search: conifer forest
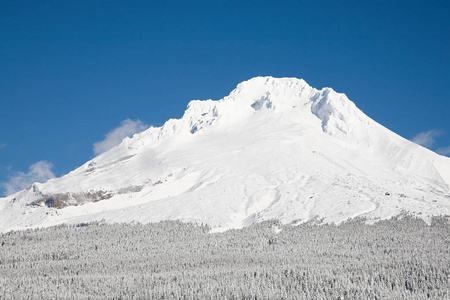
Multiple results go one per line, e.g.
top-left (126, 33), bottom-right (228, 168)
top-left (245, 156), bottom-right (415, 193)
top-left (0, 216), bottom-right (449, 299)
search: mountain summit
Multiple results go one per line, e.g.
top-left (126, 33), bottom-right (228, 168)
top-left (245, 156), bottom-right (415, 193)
top-left (1, 77), bottom-right (449, 232)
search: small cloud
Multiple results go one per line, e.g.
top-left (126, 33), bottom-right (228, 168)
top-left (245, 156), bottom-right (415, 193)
top-left (1, 160), bottom-right (56, 196)
top-left (93, 119), bottom-right (149, 155)
top-left (0, 143), bottom-right (6, 149)
top-left (411, 130), bottom-right (442, 148)
top-left (436, 146), bottom-right (450, 156)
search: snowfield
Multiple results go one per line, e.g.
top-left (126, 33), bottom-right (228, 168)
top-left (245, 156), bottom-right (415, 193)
top-left (1, 76), bottom-right (449, 232)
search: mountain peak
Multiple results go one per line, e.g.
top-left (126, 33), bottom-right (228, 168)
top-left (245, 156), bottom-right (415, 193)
top-left (124, 77), bottom-right (359, 150)
top-left (1, 76), bottom-right (449, 232)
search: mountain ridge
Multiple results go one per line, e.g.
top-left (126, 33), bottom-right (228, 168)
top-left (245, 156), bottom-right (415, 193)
top-left (1, 76), bottom-right (449, 232)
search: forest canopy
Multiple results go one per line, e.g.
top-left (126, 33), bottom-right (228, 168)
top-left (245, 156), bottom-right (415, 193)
top-left (1, 216), bottom-right (449, 299)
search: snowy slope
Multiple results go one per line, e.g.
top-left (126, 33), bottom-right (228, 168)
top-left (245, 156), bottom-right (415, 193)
top-left (1, 77), bottom-right (449, 232)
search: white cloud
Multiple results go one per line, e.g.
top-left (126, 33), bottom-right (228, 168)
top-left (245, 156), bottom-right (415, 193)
top-left (1, 160), bottom-right (56, 196)
top-left (436, 146), bottom-right (450, 156)
top-left (93, 119), bottom-right (149, 155)
top-left (411, 130), bottom-right (442, 148)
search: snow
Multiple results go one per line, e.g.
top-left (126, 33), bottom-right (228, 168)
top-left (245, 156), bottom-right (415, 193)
top-left (1, 76), bottom-right (449, 232)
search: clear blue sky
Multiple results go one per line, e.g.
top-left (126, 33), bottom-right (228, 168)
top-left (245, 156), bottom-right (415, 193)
top-left (1, 0), bottom-right (449, 196)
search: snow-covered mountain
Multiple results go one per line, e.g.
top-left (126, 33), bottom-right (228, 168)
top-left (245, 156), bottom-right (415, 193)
top-left (1, 77), bottom-right (449, 232)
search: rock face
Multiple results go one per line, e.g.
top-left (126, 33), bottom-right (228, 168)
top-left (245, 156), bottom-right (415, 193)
top-left (1, 76), bottom-right (449, 232)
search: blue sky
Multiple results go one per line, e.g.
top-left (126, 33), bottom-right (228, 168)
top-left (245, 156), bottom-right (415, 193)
top-left (1, 0), bottom-right (449, 196)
